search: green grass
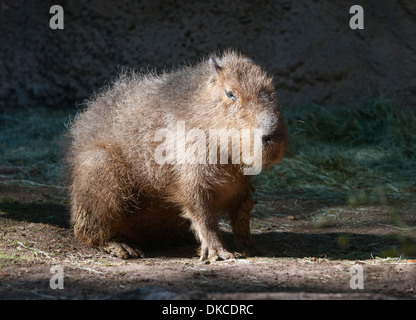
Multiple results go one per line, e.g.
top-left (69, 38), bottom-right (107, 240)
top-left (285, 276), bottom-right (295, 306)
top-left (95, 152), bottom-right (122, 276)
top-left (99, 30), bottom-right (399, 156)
top-left (256, 97), bottom-right (416, 203)
top-left (0, 98), bottom-right (415, 204)
top-left (0, 104), bottom-right (72, 184)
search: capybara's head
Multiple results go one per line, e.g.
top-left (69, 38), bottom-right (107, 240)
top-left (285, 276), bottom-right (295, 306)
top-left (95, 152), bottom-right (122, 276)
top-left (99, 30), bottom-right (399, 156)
top-left (207, 51), bottom-right (287, 173)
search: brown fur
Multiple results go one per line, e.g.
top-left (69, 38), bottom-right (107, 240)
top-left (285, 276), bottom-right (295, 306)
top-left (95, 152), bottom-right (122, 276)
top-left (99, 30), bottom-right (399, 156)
top-left (66, 50), bottom-right (286, 260)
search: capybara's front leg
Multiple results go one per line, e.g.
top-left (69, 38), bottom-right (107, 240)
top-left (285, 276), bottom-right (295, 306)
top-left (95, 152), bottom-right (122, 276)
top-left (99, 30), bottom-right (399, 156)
top-left (183, 204), bottom-right (234, 261)
top-left (230, 197), bottom-right (262, 256)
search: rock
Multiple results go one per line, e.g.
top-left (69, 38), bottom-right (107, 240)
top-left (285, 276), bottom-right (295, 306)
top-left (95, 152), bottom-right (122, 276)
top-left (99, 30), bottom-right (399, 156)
top-left (1, 1), bottom-right (415, 109)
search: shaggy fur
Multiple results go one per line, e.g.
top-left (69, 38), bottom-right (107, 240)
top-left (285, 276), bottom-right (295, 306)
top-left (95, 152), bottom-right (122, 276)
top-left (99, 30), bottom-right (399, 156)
top-left (66, 50), bottom-right (286, 260)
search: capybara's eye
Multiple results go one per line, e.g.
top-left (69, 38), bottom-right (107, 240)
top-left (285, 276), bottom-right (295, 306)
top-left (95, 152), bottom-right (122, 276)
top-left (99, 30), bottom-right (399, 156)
top-left (225, 90), bottom-right (237, 101)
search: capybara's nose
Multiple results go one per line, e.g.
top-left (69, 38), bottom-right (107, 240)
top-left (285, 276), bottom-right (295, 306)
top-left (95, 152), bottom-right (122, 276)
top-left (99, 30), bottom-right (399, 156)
top-left (262, 134), bottom-right (272, 146)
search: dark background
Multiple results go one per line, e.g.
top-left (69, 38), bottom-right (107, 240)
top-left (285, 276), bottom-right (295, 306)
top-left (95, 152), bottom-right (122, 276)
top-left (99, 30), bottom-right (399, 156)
top-left (0, 0), bottom-right (415, 109)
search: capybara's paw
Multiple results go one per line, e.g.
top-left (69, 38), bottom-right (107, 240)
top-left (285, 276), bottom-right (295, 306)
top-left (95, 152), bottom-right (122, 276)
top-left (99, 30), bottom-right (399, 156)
top-left (199, 246), bottom-right (235, 261)
top-left (234, 235), bottom-right (254, 251)
top-left (234, 236), bottom-right (265, 257)
top-left (235, 245), bottom-right (266, 258)
top-left (102, 241), bottom-right (145, 259)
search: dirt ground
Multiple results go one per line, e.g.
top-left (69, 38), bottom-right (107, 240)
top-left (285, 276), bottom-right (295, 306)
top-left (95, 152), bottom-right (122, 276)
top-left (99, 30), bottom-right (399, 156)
top-left (0, 181), bottom-right (415, 300)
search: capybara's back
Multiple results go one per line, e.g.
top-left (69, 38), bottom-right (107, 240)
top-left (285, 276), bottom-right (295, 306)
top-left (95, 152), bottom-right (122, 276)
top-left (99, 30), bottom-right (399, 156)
top-left (67, 50), bottom-right (286, 260)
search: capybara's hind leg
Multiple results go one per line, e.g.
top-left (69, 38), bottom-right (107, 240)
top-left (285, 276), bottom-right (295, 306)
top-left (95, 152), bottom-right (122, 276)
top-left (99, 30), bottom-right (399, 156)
top-left (70, 146), bottom-right (144, 259)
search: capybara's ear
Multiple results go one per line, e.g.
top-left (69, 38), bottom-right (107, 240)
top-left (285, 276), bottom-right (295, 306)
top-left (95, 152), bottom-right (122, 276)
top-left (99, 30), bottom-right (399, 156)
top-left (209, 56), bottom-right (222, 75)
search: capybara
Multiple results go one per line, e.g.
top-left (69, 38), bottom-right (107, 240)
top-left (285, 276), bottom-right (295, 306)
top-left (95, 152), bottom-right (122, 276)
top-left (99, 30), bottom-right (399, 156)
top-left (66, 50), bottom-right (286, 260)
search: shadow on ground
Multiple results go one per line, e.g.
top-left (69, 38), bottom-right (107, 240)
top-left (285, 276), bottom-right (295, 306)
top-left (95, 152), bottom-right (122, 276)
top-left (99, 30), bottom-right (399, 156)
top-left (1, 194), bottom-right (414, 261)
top-left (0, 198), bottom-right (69, 228)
